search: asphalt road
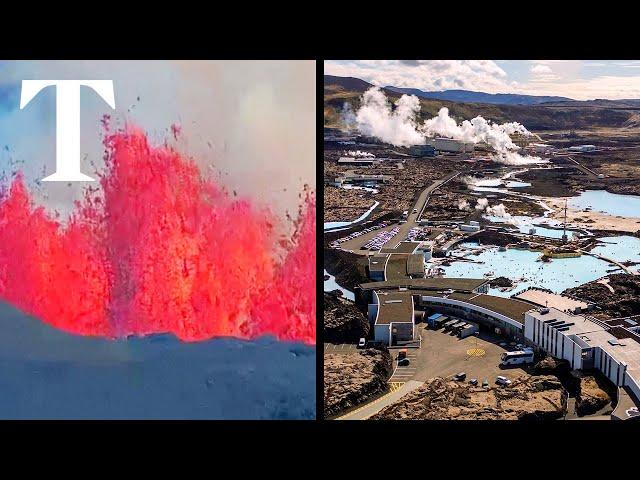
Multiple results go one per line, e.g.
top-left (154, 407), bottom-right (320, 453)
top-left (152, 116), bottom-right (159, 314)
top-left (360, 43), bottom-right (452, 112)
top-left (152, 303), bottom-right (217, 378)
top-left (381, 171), bottom-right (461, 249)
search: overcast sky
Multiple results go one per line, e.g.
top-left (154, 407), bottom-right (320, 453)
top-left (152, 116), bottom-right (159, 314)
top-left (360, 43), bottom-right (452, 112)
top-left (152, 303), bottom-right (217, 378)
top-left (325, 60), bottom-right (640, 100)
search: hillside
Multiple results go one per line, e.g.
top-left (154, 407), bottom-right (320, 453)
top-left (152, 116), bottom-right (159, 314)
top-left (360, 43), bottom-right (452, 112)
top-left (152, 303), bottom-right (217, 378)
top-left (324, 75), bottom-right (640, 132)
top-left (384, 85), bottom-right (572, 105)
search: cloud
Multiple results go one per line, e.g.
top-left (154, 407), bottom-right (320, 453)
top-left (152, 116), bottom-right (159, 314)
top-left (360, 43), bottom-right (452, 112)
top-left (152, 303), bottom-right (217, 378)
top-left (0, 60), bottom-right (315, 219)
top-left (326, 60), bottom-right (640, 101)
top-left (325, 60), bottom-right (512, 93)
top-left (530, 64), bottom-right (552, 74)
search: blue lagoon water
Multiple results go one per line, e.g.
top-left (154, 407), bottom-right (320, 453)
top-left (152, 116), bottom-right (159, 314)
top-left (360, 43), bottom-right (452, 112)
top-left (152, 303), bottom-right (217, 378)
top-left (569, 190), bottom-right (640, 218)
top-left (323, 269), bottom-right (355, 301)
top-left (440, 240), bottom-right (638, 297)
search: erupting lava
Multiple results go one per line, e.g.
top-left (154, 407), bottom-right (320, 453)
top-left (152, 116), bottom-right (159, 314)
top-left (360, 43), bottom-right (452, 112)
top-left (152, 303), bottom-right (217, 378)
top-left (0, 125), bottom-right (316, 344)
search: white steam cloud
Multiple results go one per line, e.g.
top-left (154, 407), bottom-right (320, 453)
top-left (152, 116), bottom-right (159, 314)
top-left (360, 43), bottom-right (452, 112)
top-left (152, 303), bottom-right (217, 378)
top-left (485, 203), bottom-right (512, 219)
top-left (343, 150), bottom-right (375, 158)
top-left (475, 198), bottom-right (489, 211)
top-left (352, 87), bottom-right (545, 165)
top-left (354, 87), bottom-right (425, 147)
top-left (458, 199), bottom-right (471, 211)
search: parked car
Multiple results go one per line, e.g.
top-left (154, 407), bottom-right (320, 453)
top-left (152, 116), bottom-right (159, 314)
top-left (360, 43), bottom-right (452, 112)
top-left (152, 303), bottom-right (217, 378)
top-left (357, 338), bottom-right (367, 349)
top-left (469, 378), bottom-right (478, 386)
top-left (496, 376), bottom-right (512, 386)
top-left (482, 379), bottom-right (489, 388)
top-left (453, 372), bottom-right (467, 381)
top-left (398, 358), bottom-right (410, 366)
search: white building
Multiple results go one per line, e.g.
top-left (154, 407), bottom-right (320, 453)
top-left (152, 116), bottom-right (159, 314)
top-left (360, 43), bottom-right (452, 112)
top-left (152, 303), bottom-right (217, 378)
top-left (430, 137), bottom-right (475, 153)
top-left (569, 145), bottom-right (597, 153)
top-left (367, 290), bottom-right (415, 345)
top-left (524, 307), bottom-right (640, 406)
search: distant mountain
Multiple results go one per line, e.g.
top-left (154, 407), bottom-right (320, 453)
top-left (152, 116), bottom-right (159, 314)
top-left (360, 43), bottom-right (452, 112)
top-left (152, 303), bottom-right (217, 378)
top-left (384, 86), bottom-right (573, 106)
top-left (539, 98), bottom-right (640, 108)
top-left (324, 75), bottom-right (374, 93)
top-left (324, 74), bottom-right (640, 132)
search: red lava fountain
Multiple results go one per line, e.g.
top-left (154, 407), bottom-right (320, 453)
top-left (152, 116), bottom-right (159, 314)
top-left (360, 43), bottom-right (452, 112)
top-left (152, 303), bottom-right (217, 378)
top-left (0, 126), bottom-right (316, 344)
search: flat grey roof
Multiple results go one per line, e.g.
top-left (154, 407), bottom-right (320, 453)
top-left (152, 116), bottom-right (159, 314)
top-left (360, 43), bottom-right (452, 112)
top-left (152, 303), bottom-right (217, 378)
top-left (368, 254), bottom-right (388, 273)
top-left (375, 290), bottom-right (414, 325)
top-left (514, 289), bottom-right (589, 312)
top-left (360, 277), bottom-right (488, 293)
top-left (379, 241), bottom-right (421, 254)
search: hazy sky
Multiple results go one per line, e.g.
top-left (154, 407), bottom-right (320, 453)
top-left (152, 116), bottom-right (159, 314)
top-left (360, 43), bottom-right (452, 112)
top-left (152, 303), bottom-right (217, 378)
top-left (325, 60), bottom-right (640, 100)
top-left (0, 60), bottom-right (315, 219)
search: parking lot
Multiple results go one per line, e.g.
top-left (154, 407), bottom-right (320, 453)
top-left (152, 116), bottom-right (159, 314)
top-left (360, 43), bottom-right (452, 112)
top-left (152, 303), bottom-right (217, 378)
top-left (389, 323), bottom-right (528, 386)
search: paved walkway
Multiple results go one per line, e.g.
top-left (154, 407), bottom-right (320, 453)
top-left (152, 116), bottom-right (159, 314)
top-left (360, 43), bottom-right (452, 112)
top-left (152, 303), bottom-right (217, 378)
top-left (336, 380), bottom-right (423, 420)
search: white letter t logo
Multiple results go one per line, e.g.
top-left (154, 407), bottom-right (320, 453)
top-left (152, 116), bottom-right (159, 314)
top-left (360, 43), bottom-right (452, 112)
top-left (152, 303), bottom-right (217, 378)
top-left (20, 80), bottom-right (115, 182)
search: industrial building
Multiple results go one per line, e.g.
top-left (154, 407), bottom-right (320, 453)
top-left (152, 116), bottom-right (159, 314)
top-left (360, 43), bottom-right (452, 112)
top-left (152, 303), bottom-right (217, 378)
top-left (528, 143), bottom-right (553, 154)
top-left (337, 157), bottom-right (380, 166)
top-left (524, 307), bottom-right (640, 418)
top-left (569, 145), bottom-right (597, 153)
top-left (408, 144), bottom-right (437, 157)
top-left (460, 223), bottom-right (481, 232)
top-left (328, 173), bottom-right (394, 188)
top-left (510, 132), bottom-right (541, 148)
top-left (429, 137), bottom-right (474, 153)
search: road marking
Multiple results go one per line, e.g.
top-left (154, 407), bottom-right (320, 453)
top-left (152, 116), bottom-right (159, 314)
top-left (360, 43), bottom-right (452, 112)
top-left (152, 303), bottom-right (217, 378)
top-left (336, 381), bottom-right (405, 419)
top-left (466, 348), bottom-right (486, 357)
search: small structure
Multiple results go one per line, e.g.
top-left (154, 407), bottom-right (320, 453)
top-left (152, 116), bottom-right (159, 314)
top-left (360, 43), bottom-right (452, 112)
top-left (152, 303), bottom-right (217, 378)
top-left (430, 137), bottom-right (474, 153)
top-left (368, 290), bottom-right (415, 345)
top-left (569, 145), bottom-right (597, 152)
top-left (337, 157), bottom-right (379, 166)
top-left (408, 144), bottom-right (437, 157)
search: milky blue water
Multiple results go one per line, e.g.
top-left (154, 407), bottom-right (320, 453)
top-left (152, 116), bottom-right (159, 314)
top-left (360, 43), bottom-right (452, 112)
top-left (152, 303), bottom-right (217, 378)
top-left (483, 215), bottom-right (576, 239)
top-left (505, 181), bottom-right (532, 188)
top-left (324, 201), bottom-right (380, 231)
top-left (323, 269), bottom-right (355, 301)
top-left (440, 241), bottom-right (636, 297)
top-left (591, 236), bottom-right (640, 264)
top-left (569, 190), bottom-right (640, 218)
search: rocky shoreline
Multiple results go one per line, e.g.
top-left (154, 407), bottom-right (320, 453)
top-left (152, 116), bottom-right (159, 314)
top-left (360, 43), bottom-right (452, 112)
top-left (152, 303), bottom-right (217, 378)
top-left (370, 374), bottom-right (567, 420)
top-left (563, 273), bottom-right (640, 318)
